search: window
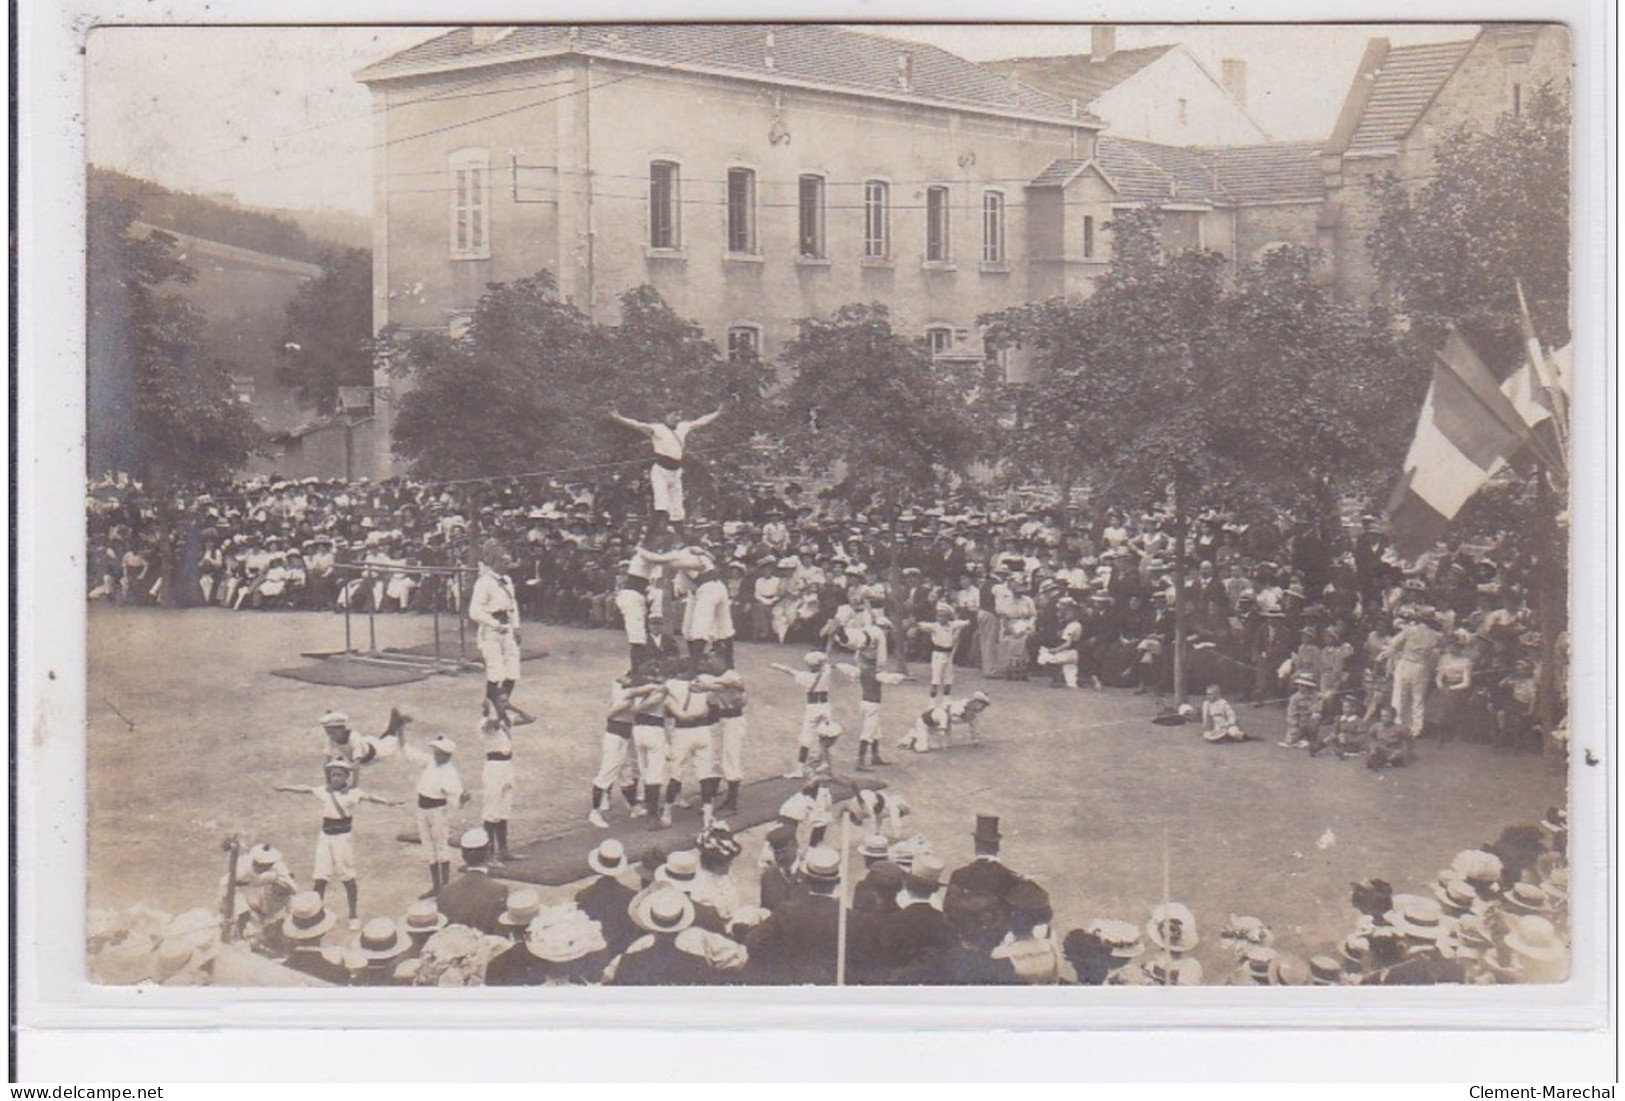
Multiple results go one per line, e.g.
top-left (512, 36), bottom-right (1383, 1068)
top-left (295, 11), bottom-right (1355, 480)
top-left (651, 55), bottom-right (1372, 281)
top-left (925, 185), bottom-right (951, 262)
top-left (1177, 98), bottom-right (1189, 125)
top-left (727, 325), bottom-right (760, 364)
top-left (726, 168), bottom-right (756, 254)
top-left (1082, 215), bottom-right (1096, 259)
top-left (1512, 83), bottom-right (1522, 117)
top-left (798, 174), bottom-right (826, 258)
top-left (926, 326), bottom-right (955, 357)
top-left (650, 161), bottom-right (680, 250)
top-left (863, 180), bottom-right (890, 259)
top-left (981, 191), bottom-right (1006, 264)
top-left (449, 149), bottom-right (491, 259)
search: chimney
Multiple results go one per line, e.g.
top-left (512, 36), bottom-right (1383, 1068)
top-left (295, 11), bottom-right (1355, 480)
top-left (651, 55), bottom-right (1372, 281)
top-left (898, 49), bottom-right (914, 91)
top-left (764, 30), bottom-right (775, 70)
top-left (1091, 25), bottom-right (1116, 62)
top-left (1221, 58), bottom-right (1248, 107)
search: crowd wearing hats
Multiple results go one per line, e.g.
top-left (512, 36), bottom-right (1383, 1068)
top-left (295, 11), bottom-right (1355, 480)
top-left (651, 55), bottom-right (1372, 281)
top-left (98, 792), bottom-right (1568, 988)
top-left (88, 473), bottom-right (1563, 758)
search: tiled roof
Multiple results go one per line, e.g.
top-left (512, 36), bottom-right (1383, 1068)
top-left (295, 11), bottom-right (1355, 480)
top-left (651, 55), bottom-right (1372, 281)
top-left (1202, 142), bottom-right (1326, 204)
top-left (1031, 139), bottom-right (1326, 207)
top-left (1096, 136), bottom-right (1225, 204)
top-left (357, 25), bottom-right (1101, 125)
top-left (984, 46), bottom-right (1175, 106)
top-left (1345, 39), bottom-right (1475, 156)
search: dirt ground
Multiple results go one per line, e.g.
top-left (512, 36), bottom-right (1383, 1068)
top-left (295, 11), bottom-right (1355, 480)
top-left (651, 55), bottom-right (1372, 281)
top-left (87, 603), bottom-right (1567, 982)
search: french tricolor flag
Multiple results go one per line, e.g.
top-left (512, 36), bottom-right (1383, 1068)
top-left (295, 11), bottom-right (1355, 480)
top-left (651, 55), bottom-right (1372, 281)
top-left (1385, 327), bottom-right (1565, 560)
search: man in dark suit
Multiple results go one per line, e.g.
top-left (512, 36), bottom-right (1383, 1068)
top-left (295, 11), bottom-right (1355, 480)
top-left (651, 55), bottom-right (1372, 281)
top-left (869, 854), bottom-right (953, 985)
top-left (757, 823), bottom-right (803, 912)
top-left (573, 839), bottom-right (640, 956)
top-left (608, 886), bottom-right (724, 986)
top-left (946, 814), bottom-right (1021, 911)
top-left (745, 846), bottom-right (843, 985)
top-left (436, 828), bottom-right (508, 934)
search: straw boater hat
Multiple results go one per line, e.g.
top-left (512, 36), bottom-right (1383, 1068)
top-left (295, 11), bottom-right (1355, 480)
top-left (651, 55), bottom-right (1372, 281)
top-left (1308, 955), bottom-right (1344, 985)
top-left (629, 886), bottom-right (696, 935)
top-left (1385, 895), bottom-right (1447, 940)
top-left (1433, 873), bottom-right (1484, 917)
top-left (903, 854), bottom-right (945, 895)
top-left (282, 892), bottom-right (337, 942)
top-left (1502, 883), bottom-right (1555, 915)
top-left (1086, 918), bottom-right (1146, 960)
top-left (525, 906), bottom-right (608, 964)
top-left (1143, 955), bottom-right (1204, 986)
top-left (1268, 954), bottom-right (1312, 986)
top-left (353, 918), bottom-right (409, 962)
top-left (858, 834), bottom-right (892, 861)
top-left (1238, 944), bottom-right (1278, 985)
top-left (803, 650), bottom-right (827, 667)
top-left (428, 735), bottom-right (457, 756)
top-left (498, 889), bottom-right (543, 929)
top-left (803, 846), bottom-right (842, 885)
top-left (319, 710), bottom-right (350, 729)
top-left (1146, 902), bottom-right (1199, 952)
top-left (403, 899), bottom-right (448, 938)
top-left (656, 850), bottom-right (703, 891)
top-left (1504, 916), bottom-right (1566, 963)
top-left (587, 839), bottom-right (629, 878)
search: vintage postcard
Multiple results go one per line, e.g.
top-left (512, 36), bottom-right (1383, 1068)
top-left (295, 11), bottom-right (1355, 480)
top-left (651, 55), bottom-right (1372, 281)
top-left (39, 13), bottom-right (1601, 1021)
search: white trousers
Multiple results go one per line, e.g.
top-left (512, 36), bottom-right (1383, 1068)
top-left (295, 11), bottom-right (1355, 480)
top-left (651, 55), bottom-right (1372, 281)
top-left (650, 464), bottom-right (685, 521)
top-left (633, 724), bottom-right (670, 786)
top-left (1391, 660), bottom-right (1430, 737)
top-left (482, 758), bottom-right (515, 821)
top-left (592, 733), bottom-right (636, 791)
top-left (313, 831), bottom-right (356, 881)
top-left (478, 626), bottom-right (522, 684)
top-left (715, 715), bottom-right (746, 782)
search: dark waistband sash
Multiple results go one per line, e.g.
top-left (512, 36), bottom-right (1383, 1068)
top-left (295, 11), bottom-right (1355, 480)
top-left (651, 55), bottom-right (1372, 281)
top-left (673, 716), bottom-right (713, 730)
top-left (806, 691), bottom-right (830, 704)
top-left (417, 795), bottom-right (448, 810)
top-left (321, 819), bottom-right (353, 836)
top-left (606, 720), bottom-right (635, 738)
top-left (652, 455), bottom-right (684, 471)
top-left (486, 752), bottom-right (513, 762)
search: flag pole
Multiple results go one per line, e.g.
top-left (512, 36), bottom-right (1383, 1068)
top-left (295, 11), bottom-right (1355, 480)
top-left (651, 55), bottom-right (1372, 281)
top-left (1160, 825), bottom-right (1172, 987)
top-left (836, 807), bottom-right (851, 987)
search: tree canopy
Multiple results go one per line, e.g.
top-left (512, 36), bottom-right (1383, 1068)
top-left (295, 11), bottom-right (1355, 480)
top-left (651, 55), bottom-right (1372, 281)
top-left (275, 246), bottom-right (375, 412)
top-left (771, 302), bottom-right (989, 501)
top-left (385, 276), bottom-right (770, 485)
top-left (87, 183), bottom-right (264, 486)
top-left (982, 208), bottom-right (1412, 521)
top-left (1369, 81), bottom-right (1570, 372)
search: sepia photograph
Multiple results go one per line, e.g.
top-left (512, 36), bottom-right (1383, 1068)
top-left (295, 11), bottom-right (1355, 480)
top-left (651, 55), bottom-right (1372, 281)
top-left (70, 16), bottom-right (1584, 1000)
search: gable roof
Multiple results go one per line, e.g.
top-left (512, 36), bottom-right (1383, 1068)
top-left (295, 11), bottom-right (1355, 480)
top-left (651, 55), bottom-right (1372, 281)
top-left (357, 25), bottom-right (1102, 127)
top-left (1031, 138), bottom-right (1326, 207)
top-left (1342, 38), bottom-right (1476, 157)
top-left (983, 45), bottom-right (1174, 106)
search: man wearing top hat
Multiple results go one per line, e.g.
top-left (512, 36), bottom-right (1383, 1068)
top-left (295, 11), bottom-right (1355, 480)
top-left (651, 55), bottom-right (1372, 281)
top-left (946, 814), bottom-right (1021, 933)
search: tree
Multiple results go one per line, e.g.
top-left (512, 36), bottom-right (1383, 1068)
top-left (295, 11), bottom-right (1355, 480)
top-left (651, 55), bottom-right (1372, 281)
top-left (771, 302), bottom-right (988, 500)
top-left (982, 209), bottom-right (1412, 699)
top-left (385, 276), bottom-right (768, 491)
top-left (385, 271), bottom-right (603, 480)
top-left (1369, 81), bottom-right (1570, 372)
top-left (87, 183), bottom-right (263, 486)
top-left (275, 246), bottom-right (374, 411)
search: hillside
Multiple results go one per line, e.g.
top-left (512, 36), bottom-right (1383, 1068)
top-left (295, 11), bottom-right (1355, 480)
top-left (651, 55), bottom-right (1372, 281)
top-left (88, 166), bottom-right (368, 260)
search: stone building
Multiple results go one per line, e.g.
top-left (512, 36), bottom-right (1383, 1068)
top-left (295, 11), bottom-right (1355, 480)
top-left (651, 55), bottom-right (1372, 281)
top-left (1319, 25), bottom-right (1571, 302)
top-left (356, 24), bottom-right (1108, 475)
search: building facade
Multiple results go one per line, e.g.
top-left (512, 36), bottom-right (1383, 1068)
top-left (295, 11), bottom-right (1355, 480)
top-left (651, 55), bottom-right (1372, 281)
top-left (357, 24), bottom-right (1106, 476)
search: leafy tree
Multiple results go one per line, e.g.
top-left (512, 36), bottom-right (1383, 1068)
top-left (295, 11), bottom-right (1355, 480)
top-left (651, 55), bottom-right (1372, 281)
top-left (385, 271), bottom-right (603, 479)
top-left (771, 302), bottom-right (988, 501)
top-left (87, 183), bottom-right (263, 486)
top-left (982, 209), bottom-right (1412, 699)
top-left (275, 246), bottom-right (374, 411)
top-left (1369, 81), bottom-right (1570, 371)
top-left (386, 276), bottom-right (768, 491)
